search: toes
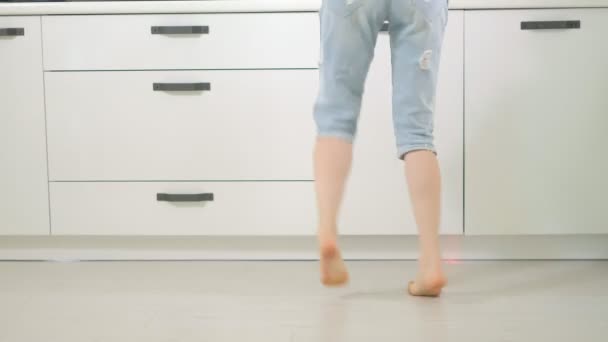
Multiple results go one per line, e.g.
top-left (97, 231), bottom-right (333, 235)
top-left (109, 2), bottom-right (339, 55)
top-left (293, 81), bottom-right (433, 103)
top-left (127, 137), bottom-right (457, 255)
top-left (407, 281), bottom-right (417, 296)
top-left (408, 281), bottom-right (442, 297)
top-left (322, 273), bottom-right (349, 287)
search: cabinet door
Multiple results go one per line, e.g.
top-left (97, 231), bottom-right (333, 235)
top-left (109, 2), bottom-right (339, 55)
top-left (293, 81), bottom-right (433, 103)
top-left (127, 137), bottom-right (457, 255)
top-left (0, 17), bottom-right (50, 235)
top-left (341, 12), bottom-right (464, 235)
top-left (465, 10), bottom-right (608, 235)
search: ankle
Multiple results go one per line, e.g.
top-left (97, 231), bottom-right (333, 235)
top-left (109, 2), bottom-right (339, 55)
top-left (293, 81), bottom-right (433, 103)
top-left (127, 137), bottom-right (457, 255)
top-left (318, 225), bottom-right (337, 243)
top-left (418, 258), bottom-right (444, 274)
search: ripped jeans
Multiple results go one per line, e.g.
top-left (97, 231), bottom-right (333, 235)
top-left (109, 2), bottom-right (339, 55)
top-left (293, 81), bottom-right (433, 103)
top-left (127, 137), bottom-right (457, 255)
top-left (313, 0), bottom-right (448, 159)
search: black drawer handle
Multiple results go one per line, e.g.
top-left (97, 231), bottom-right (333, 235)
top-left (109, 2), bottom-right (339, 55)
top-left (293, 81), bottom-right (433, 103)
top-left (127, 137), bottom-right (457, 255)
top-left (0, 28), bottom-right (25, 37)
top-left (521, 21), bottom-right (580, 30)
top-left (151, 26), bottom-right (209, 35)
top-left (157, 193), bottom-right (214, 202)
top-left (381, 21), bottom-right (389, 32)
top-left (153, 83), bottom-right (211, 92)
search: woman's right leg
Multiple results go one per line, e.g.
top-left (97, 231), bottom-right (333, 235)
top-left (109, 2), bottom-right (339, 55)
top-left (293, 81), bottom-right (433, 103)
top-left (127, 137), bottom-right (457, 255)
top-left (388, 0), bottom-right (449, 296)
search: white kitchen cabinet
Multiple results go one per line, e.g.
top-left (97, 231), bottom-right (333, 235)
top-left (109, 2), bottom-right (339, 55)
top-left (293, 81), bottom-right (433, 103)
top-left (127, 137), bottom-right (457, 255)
top-left (42, 13), bottom-right (319, 71)
top-left (45, 70), bottom-right (317, 181)
top-left (465, 9), bottom-right (608, 235)
top-left (50, 182), bottom-right (315, 235)
top-left (340, 12), bottom-right (465, 235)
top-left (0, 17), bottom-right (50, 235)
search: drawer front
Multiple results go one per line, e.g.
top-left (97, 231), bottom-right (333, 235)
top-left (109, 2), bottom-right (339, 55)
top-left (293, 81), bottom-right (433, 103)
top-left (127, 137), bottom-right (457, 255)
top-left (45, 70), bottom-right (317, 181)
top-left (465, 9), bottom-right (608, 235)
top-left (49, 182), bottom-right (315, 235)
top-left (42, 13), bottom-right (319, 71)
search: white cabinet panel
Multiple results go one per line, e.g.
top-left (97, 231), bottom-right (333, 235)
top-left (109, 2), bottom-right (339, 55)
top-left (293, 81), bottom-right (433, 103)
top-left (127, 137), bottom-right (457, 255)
top-left (42, 13), bottom-right (319, 71)
top-left (465, 9), bottom-right (608, 234)
top-left (50, 182), bottom-right (315, 236)
top-left (0, 17), bottom-right (50, 235)
top-left (45, 70), bottom-right (317, 181)
top-left (341, 12), bottom-right (464, 235)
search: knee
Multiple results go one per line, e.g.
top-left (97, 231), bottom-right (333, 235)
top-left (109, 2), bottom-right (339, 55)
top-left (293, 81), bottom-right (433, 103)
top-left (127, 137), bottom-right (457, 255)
top-left (314, 99), bottom-right (359, 142)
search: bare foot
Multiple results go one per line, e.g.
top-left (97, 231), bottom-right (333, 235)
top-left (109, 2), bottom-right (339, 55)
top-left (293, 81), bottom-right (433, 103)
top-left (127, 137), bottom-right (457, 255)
top-left (319, 242), bottom-right (349, 287)
top-left (408, 272), bottom-right (447, 297)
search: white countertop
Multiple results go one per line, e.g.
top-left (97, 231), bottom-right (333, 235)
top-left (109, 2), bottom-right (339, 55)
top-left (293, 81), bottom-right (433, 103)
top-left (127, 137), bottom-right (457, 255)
top-left (1, 0), bottom-right (607, 16)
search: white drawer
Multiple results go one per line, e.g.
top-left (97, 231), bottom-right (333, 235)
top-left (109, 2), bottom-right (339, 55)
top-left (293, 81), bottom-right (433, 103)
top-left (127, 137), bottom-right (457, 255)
top-left (45, 70), bottom-right (317, 181)
top-left (42, 13), bottom-right (319, 71)
top-left (49, 182), bottom-right (315, 235)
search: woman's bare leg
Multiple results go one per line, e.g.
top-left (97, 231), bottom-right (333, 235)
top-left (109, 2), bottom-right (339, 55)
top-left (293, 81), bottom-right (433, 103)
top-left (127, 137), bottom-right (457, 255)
top-left (405, 150), bottom-right (447, 296)
top-left (315, 137), bottom-right (352, 286)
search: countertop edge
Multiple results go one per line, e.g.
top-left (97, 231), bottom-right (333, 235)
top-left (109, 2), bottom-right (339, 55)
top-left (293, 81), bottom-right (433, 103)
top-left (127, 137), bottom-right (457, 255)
top-left (1, 0), bottom-right (608, 16)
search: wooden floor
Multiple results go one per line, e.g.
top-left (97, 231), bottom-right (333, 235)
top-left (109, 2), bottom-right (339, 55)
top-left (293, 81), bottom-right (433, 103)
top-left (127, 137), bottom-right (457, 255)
top-left (0, 260), bottom-right (606, 341)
